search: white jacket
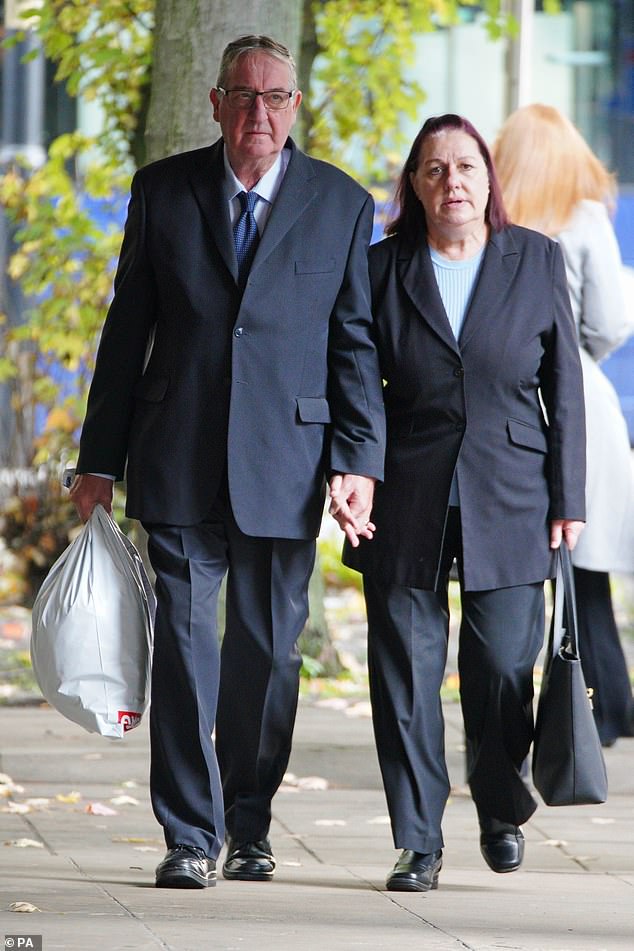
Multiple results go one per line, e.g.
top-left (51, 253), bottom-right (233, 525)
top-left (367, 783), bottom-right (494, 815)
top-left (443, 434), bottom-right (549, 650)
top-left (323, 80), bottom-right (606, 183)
top-left (557, 200), bottom-right (634, 572)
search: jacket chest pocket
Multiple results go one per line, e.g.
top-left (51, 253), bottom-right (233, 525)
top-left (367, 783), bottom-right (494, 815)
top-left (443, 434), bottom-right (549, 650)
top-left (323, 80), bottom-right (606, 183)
top-left (294, 258), bottom-right (336, 275)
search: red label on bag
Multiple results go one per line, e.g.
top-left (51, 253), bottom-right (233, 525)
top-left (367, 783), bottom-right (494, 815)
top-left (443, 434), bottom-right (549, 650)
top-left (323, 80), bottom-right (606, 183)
top-left (118, 711), bottom-right (142, 732)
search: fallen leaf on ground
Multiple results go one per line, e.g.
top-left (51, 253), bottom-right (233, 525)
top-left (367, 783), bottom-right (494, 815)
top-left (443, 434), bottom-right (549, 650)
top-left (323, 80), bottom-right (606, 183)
top-left (297, 776), bottom-right (329, 791)
top-left (366, 815), bottom-right (391, 825)
top-left (9, 901), bottom-right (40, 913)
top-left (85, 802), bottom-right (118, 816)
top-left (314, 698), bottom-right (348, 711)
top-left (110, 795), bottom-right (140, 806)
top-left (56, 791), bottom-right (81, 804)
top-left (449, 784), bottom-right (470, 797)
top-left (0, 773), bottom-right (25, 797)
top-left (112, 836), bottom-right (163, 844)
top-left (4, 839), bottom-right (44, 849)
top-left (25, 798), bottom-right (50, 809)
top-left (2, 802), bottom-right (30, 814)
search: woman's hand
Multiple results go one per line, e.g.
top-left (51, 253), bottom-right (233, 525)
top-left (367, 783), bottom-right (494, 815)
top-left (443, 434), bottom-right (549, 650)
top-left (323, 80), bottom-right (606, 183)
top-left (550, 519), bottom-right (585, 551)
top-left (328, 473), bottom-right (376, 548)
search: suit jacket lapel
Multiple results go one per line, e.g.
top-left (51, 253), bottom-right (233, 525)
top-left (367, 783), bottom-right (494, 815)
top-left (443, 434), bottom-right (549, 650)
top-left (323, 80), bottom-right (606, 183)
top-left (187, 138), bottom-right (318, 288)
top-left (248, 139), bottom-right (318, 283)
top-left (399, 241), bottom-right (461, 354)
top-left (458, 228), bottom-right (520, 350)
top-left (187, 139), bottom-right (238, 282)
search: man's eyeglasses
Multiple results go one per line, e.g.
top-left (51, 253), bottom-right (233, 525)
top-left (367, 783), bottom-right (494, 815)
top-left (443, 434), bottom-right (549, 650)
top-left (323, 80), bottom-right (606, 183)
top-left (217, 87), bottom-right (296, 111)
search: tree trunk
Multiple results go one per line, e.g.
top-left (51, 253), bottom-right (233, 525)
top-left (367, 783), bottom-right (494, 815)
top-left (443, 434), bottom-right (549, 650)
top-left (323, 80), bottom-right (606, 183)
top-left (296, 0), bottom-right (319, 150)
top-left (142, 0), bottom-right (339, 672)
top-left (145, 0), bottom-right (302, 161)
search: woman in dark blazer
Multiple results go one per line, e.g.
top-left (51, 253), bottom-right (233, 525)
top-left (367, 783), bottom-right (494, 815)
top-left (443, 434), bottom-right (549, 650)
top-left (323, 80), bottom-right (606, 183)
top-left (340, 114), bottom-right (586, 892)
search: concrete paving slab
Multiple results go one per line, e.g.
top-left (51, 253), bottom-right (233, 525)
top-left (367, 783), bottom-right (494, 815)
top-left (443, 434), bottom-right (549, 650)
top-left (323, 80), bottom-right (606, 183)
top-left (1, 702), bottom-right (634, 950)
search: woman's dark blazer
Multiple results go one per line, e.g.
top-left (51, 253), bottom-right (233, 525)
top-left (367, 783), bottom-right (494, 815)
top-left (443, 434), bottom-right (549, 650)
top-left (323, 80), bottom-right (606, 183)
top-left (344, 225), bottom-right (586, 591)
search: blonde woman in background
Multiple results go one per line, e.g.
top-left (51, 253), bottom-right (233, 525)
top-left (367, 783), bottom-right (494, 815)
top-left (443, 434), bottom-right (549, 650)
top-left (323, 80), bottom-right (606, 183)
top-left (493, 103), bottom-right (634, 747)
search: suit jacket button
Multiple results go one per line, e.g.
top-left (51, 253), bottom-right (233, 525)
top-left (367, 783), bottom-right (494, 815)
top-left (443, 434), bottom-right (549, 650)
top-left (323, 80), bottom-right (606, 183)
top-left (454, 367), bottom-right (464, 377)
top-left (234, 327), bottom-right (243, 337)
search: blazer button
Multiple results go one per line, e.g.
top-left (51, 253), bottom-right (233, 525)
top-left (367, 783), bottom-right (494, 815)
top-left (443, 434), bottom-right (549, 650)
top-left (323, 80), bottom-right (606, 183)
top-left (453, 367), bottom-right (464, 377)
top-left (234, 327), bottom-right (243, 337)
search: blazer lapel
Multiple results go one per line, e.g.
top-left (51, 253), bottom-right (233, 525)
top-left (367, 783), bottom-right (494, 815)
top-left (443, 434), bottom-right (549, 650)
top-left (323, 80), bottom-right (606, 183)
top-left (400, 242), bottom-right (461, 354)
top-left (248, 139), bottom-right (318, 283)
top-left (458, 228), bottom-right (520, 350)
top-left (187, 139), bottom-right (238, 282)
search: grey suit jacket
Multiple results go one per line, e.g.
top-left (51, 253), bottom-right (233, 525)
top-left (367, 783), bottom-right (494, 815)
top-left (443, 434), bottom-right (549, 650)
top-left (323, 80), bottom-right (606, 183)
top-left (77, 138), bottom-right (385, 537)
top-left (344, 226), bottom-right (586, 591)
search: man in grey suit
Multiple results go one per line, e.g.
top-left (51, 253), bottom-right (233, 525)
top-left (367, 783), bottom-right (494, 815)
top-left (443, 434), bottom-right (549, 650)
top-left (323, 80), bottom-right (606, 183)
top-left (70, 34), bottom-right (385, 889)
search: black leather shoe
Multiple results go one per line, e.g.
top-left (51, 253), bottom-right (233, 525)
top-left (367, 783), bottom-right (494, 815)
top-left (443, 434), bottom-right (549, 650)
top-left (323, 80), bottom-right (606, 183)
top-left (223, 838), bottom-right (275, 881)
top-left (480, 827), bottom-right (525, 873)
top-left (385, 849), bottom-right (442, 892)
top-left (155, 845), bottom-right (216, 888)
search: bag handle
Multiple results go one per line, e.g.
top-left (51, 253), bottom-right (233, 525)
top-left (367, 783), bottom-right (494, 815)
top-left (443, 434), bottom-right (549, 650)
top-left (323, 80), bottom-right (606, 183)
top-left (550, 544), bottom-right (580, 661)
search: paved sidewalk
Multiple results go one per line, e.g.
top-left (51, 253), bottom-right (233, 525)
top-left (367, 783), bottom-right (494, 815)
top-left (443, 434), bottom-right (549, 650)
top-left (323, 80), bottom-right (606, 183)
top-left (0, 697), bottom-right (633, 951)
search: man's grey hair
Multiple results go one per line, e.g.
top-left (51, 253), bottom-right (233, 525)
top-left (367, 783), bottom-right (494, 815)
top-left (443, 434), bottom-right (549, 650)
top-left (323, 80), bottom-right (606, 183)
top-left (216, 35), bottom-right (297, 89)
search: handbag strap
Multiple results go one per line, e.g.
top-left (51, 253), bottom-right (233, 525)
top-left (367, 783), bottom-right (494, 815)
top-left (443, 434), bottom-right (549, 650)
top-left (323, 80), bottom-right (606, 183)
top-left (550, 544), bottom-right (580, 661)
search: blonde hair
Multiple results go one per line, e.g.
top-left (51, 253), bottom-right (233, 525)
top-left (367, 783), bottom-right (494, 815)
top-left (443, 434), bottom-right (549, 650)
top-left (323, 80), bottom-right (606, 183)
top-left (491, 103), bottom-right (616, 236)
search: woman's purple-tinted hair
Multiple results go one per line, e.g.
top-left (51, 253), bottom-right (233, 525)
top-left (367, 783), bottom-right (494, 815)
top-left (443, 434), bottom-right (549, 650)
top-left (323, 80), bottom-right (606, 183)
top-left (385, 114), bottom-right (509, 242)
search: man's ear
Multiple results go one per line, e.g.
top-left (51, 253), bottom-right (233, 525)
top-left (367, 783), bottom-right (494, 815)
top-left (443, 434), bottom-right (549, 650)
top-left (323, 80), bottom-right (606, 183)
top-left (209, 88), bottom-right (221, 122)
top-left (288, 90), bottom-right (302, 128)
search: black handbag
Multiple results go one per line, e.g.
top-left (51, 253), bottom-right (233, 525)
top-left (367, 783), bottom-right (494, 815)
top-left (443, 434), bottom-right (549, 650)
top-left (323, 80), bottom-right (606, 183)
top-left (532, 545), bottom-right (608, 806)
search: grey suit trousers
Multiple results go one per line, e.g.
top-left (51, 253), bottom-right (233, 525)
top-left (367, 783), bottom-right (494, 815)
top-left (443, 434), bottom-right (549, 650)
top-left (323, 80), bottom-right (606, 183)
top-left (144, 481), bottom-right (315, 859)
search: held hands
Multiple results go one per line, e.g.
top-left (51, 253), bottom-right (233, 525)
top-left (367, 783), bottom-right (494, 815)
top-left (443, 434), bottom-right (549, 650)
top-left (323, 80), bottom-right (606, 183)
top-left (328, 474), bottom-right (376, 548)
top-left (69, 474), bottom-right (114, 523)
top-left (549, 519), bottom-right (585, 551)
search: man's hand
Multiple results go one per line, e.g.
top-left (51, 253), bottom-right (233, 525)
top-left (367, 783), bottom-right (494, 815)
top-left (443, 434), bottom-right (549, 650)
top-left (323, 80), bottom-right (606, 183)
top-left (328, 474), bottom-right (376, 548)
top-left (69, 474), bottom-right (114, 523)
top-left (550, 519), bottom-right (585, 551)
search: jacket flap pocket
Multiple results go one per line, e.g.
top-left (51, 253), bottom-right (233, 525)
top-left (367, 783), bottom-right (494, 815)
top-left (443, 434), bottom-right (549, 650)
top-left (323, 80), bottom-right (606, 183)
top-left (507, 417), bottom-right (548, 453)
top-left (134, 375), bottom-right (169, 402)
top-left (295, 258), bottom-right (336, 275)
top-left (296, 397), bottom-right (331, 423)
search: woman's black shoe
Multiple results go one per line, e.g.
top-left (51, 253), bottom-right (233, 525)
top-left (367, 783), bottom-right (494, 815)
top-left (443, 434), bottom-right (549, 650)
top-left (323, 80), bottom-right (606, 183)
top-left (479, 828), bottom-right (524, 873)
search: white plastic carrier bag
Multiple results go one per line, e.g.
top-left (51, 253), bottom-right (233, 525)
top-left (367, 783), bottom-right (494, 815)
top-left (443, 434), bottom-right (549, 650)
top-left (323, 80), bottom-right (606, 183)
top-left (31, 504), bottom-right (155, 738)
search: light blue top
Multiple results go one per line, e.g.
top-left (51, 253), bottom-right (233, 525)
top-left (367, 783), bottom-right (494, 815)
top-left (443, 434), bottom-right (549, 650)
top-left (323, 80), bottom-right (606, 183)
top-left (429, 244), bottom-right (485, 506)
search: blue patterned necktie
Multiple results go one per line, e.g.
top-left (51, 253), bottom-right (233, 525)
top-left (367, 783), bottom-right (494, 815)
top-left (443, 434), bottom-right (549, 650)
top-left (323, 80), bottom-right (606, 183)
top-left (233, 190), bottom-right (260, 285)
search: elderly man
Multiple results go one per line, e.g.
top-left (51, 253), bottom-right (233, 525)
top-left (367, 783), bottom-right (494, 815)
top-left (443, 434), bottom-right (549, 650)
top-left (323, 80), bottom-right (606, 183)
top-left (70, 34), bottom-right (385, 888)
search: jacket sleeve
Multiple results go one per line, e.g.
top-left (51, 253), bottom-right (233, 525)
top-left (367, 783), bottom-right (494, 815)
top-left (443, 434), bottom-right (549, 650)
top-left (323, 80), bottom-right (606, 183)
top-left (77, 172), bottom-right (157, 479)
top-left (326, 193), bottom-right (386, 481)
top-left (565, 202), bottom-right (633, 361)
top-left (540, 240), bottom-right (587, 521)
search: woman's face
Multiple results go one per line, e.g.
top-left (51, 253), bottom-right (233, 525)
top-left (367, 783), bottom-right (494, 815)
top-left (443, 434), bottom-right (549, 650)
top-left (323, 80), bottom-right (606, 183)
top-left (409, 129), bottom-right (490, 238)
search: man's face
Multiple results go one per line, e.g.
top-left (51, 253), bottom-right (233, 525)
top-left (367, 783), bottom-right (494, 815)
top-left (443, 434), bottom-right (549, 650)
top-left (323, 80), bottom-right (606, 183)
top-left (210, 52), bottom-right (301, 168)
